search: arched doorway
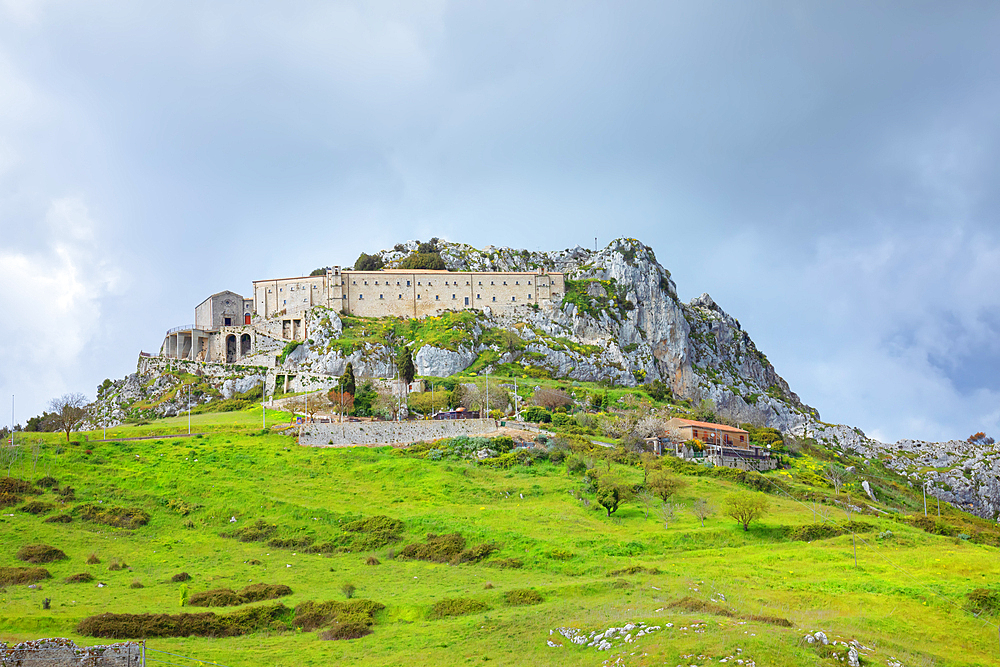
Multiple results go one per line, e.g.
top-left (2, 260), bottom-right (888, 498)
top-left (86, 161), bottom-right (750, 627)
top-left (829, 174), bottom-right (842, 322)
top-left (240, 333), bottom-right (251, 357)
top-left (226, 335), bottom-right (237, 363)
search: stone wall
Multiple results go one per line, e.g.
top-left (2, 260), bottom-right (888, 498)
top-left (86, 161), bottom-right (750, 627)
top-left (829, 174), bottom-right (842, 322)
top-left (298, 418), bottom-right (498, 446)
top-left (0, 639), bottom-right (143, 666)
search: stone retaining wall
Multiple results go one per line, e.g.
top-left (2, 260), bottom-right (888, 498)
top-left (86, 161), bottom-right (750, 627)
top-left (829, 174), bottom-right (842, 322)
top-left (1, 639), bottom-right (142, 666)
top-left (298, 419), bottom-right (498, 446)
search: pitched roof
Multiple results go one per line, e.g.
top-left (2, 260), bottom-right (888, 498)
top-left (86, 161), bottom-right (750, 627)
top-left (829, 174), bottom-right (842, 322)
top-left (671, 418), bottom-right (748, 435)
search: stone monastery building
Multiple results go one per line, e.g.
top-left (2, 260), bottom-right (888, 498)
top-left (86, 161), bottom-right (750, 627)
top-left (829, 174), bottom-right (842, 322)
top-left (161, 266), bottom-right (564, 366)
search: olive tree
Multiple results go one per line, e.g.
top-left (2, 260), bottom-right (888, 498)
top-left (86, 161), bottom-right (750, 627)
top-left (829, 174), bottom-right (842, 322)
top-left (724, 491), bottom-right (770, 531)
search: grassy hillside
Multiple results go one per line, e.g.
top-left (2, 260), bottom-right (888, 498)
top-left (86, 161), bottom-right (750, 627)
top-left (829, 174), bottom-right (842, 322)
top-left (1, 408), bottom-right (998, 666)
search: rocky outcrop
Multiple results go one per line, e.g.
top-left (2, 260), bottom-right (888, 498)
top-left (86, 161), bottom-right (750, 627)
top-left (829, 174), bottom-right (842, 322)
top-left (414, 345), bottom-right (476, 377)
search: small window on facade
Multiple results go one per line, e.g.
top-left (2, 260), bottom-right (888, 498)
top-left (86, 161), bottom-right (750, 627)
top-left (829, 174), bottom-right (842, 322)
top-left (364, 281), bottom-right (368, 285)
top-left (503, 281), bottom-right (507, 285)
top-left (528, 281), bottom-right (531, 285)
top-left (435, 295), bottom-right (439, 300)
top-left (466, 281), bottom-right (470, 285)
top-left (417, 281), bottom-right (421, 285)
top-left (492, 296), bottom-right (496, 302)
top-left (477, 294), bottom-right (481, 299)
top-left (528, 294), bottom-right (532, 299)
top-left (515, 281), bottom-right (519, 285)
top-left (398, 294), bottom-right (402, 299)
top-left (407, 280), bottom-right (411, 286)
top-left (352, 281), bottom-right (356, 285)
top-left (375, 280), bottom-right (378, 285)
top-left (380, 294), bottom-right (384, 299)
top-left (452, 294), bottom-right (456, 299)
top-left (417, 294), bottom-right (421, 299)
top-left (358, 294), bottom-right (363, 300)
top-left (512, 296), bottom-right (515, 301)
top-left (478, 281), bottom-right (482, 286)
top-left (283, 300), bottom-right (286, 305)
top-left (491, 281), bottom-right (494, 285)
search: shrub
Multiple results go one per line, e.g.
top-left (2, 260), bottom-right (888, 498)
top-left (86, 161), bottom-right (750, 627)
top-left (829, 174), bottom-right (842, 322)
top-left (293, 599), bottom-right (385, 632)
top-left (452, 543), bottom-right (498, 565)
top-left (522, 406), bottom-right (552, 423)
top-left (130, 580), bottom-right (145, 589)
top-left (108, 560), bottom-right (128, 571)
top-left (611, 578), bottom-right (631, 589)
top-left (240, 583), bottom-right (292, 603)
top-left (0, 566), bottom-right (51, 585)
top-left (76, 603), bottom-right (290, 639)
top-left (171, 572), bottom-right (192, 583)
top-left (222, 519), bottom-right (278, 542)
top-left (17, 544), bottom-right (68, 564)
top-left (487, 558), bottom-right (523, 569)
top-left (967, 588), bottom-right (1000, 615)
top-left (606, 565), bottom-right (662, 577)
top-left (320, 622), bottom-right (372, 640)
top-left (338, 515), bottom-right (404, 550)
top-left (0, 478), bottom-right (35, 494)
top-left (0, 492), bottom-right (21, 508)
top-left (86, 554), bottom-right (101, 564)
top-left (565, 455), bottom-right (587, 475)
top-left (268, 537), bottom-right (314, 549)
top-left (65, 572), bottom-right (95, 583)
top-left (547, 549), bottom-right (574, 560)
top-left (44, 514), bottom-right (73, 523)
top-left (365, 556), bottom-right (380, 566)
top-left (429, 597), bottom-right (488, 619)
top-left (504, 589), bottom-right (543, 606)
top-left (397, 533), bottom-right (466, 562)
top-left (20, 500), bottom-right (54, 515)
top-left (188, 589), bottom-right (243, 607)
top-left (908, 515), bottom-right (957, 536)
top-left (341, 583), bottom-right (357, 599)
top-left (77, 504), bottom-right (151, 529)
top-left (36, 476), bottom-right (59, 489)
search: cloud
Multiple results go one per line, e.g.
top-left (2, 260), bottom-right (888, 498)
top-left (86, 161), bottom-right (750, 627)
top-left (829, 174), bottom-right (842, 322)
top-left (0, 197), bottom-right (120, 418)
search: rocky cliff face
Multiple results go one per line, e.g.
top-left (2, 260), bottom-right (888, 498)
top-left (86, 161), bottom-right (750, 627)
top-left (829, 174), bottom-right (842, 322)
top-left (280, 238), bottom-right (818, 432)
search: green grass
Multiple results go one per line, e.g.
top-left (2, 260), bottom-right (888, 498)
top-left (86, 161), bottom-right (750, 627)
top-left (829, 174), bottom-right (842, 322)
top-left (1, 409), bottom-right (998, 665)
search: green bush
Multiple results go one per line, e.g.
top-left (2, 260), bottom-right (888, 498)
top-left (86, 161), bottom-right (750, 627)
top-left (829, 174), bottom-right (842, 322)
top-left (504, 589), bottom-right (543, 606)
top-left (76, 504), bottom-right (151, 529)
top-left (908, 515), bottom-right (957, 536)
top-left (17, 544), bottom-right (68, 564)
top-left (967, 588), bottom-right (1000, 615)
top-left (20, 500), bottom-right (54, 515)
top-left (552, 413), bottom-right (574, 427)
top-left (565, 455), bottom-right (587, 475)
top-left (293, 599), bottom-right (385, 632)
top-left (0, 478), bottom-right (35, 494)
top-left (44, 514), bottom-right (73, 523)
top-left (187, 584), bottom-right (292, 607)
top-left (429, 597), bottom-right (488, 619)
top-left (222, 519), bottom-right (278, 542)
top-left (320, 621), bottom-right (372, 640)
top-left (65, 572), bottom-right (95, 583)
top-left (452, 543), bottom-right (498, 565)
top-left (171, 572), bottom-right (192, 582)
top-left (522, 406), bottom-right (552, 423)
top-left (0, 492), bottom-right (21, 508)
top-left (486, 558), bottom-right (523, 569)
top-left (77, 603), bottom-right (290, 639)
top-left (397, 533), bottom-right (466, 562)
top-left (400, 252), bottom-right (447, 270)
top-left (0, 566), bottom-right (51, 585)
top-left (36, 476), bottom-right (59, 489)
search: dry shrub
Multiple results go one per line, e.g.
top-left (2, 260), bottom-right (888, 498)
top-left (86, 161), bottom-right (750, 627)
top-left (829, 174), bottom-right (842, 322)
top-left (487, 558), bottom-right (523, 569)
top-left (241, 583), bottom-right (292, 603)
top-left (967, 588), bottom-right (1000, 615)
top-left (483, 582), bottom-right (494, 590)
top-left (668, 596), bottom-right (791, 627)
top-left (107, 560), bottom-right (129, 572)
top-left (186, 584), bottom-right (292, 607)
top-left (365, 556), bottom-right (380, 566)
top-left (17, 544), bottom-right (68, 564)
top-left (36, 476), bottom-right (59, 489)
top-left (0, 478), bottom-right (35, 494)
top-left (606, 565), bottom-right (662, 577)
top-left (267, 536), bottom-right (314, 549)
top-left (20, 500), bottom-right (54, 515)
top-left (86, 554), bottom-right (101, 565)
top-left (341, 583), bottom-right (357, 599)
top-left (0, 492), bottom-right (21, 508)
top-left (611, 579), bottom-right (631, 589)
top-left (0, 566), bottom-right (51, 585)
top-left (170, 572), bottom-right (192, 582)
top-left (319, 622), bottom-right (372, 640)
top-left (293, 599), bottom-right (384, 632)
top-left (504, 589), bottom-right (543, 606)
top-left (77, 504), bottom-right (150, 529)
top-left (65, 572), bottom-right (95, 583)
top-left (130, 580), bottom-right (145, 589)
top-left (44, 514), bottom-right (73, 524)
top-left (77, 603), bottom-right (290, 639)
top-left (428, 597), bottom-right (488, 619)
top-left (397, 533), bottom-right (465, 562)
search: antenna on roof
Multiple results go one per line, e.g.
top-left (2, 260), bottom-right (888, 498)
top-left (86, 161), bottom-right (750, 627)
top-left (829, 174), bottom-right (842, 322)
top-left (595, 237), bottom-right (597, 252)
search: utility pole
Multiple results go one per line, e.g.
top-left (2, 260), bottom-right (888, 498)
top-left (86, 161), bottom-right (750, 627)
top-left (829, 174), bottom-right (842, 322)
top-left (513, 377), bottom-right (518, 420)
top-left (923, 484), bottom-right (927, 517)
top-left (187, 384), bottom-right (191, 435)
top-left (10, 394), bottom-right (13, 447)
top-left (261, 377), bottom-right (266, 430)
top-left (485, 370), bottom-right (489, 420)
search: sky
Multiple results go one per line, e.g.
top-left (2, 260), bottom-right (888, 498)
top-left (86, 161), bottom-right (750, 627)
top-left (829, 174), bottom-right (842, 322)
top-left (1, 1), bottom-right (999, 444)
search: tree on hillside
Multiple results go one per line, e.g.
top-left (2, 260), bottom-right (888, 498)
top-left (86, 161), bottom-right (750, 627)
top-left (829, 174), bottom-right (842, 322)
top-left (692, 398), bottom-right (718, 423)
top-left (326, 391), bottom-right (354, 418)
top-left (47, 394), bottom-right (89, 442)
top-left (310, 268), bottom-right (327, 276)
top-left (340, 363), bottom-right (356, 396)
top-left (659, 501), bottom-right (683, 529)
top-left (648, 471), bottom-right (687, 503)
top-left (968, 432), bottom-right (995, 446)
top-left (636, 490), bottom-right (656, 519)
top-left (823, 465), bottom-right (847, 495)
top-left (399, 252), bottom-right (446, 270)
top-left (532, 388), bottom-right (573, 411)
top-left (354, 253), bottom-right (384, 271)
top-left (397, 347), bottom-right (416, 385)
top-left (724, 492), bottom-right (770, 531)
top-left (691, 498), bottom-right (715, 527)
top-left (595, 473), bottom-right (632, 517)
